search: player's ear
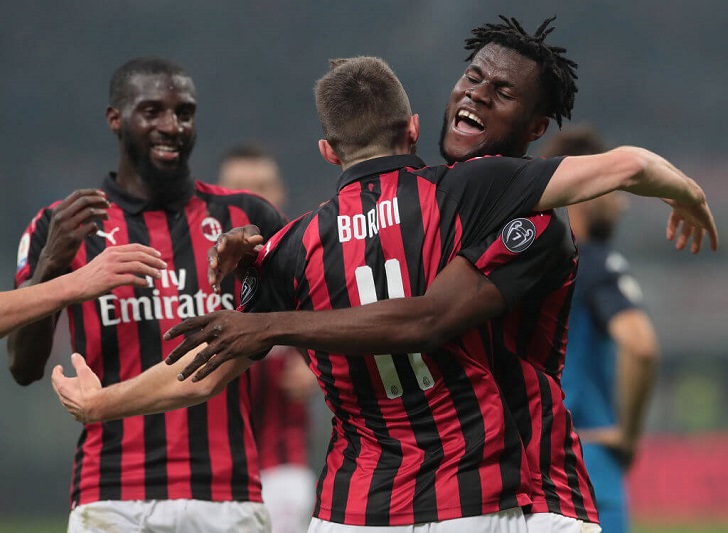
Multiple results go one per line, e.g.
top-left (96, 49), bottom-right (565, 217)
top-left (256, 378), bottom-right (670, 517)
top-left (406, 114), bottom-right (420, 145)
top-left (318, 139), bottom-right (341, 166)
top-left (106, 106), bottom-right (121, 136)
top-left (527, 115), bottom-right (550, 142)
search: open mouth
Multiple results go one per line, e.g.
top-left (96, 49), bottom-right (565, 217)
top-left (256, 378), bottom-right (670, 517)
top-left (454, 109), bottom-right (484, 134)
top-left (151, 144), bottom-right (181, 162)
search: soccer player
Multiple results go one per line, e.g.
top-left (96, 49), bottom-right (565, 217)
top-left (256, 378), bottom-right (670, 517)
top-left (53, 56), bottom-right (715, 533)
top-left (1, 242), bottom-right (165, 339)
top-left (9, 57), bottom-right (286, 532)
top-left (544, 126), bottom-right (659, 533)
top-left (217, 143), bottom-right (318, 533)
top-left (182, 17), bottom-right (717, 532)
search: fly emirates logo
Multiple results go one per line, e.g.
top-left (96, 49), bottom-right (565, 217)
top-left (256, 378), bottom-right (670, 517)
top-left (98, 268), bottom-right (235, 327)
top-left (337, 197), bottom-right (401, 243)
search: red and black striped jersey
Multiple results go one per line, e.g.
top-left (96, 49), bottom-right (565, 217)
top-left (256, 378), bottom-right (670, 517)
top-left (459, 209), bottom-right (599, 523)
top-left (249, 346), bottom-right (310, 470)
top-left (246, 154), bottom-right (563, 526)
top-left (15, 174), bottom-right (287, 509)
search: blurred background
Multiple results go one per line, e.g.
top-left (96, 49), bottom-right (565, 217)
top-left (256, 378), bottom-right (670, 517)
top-left (0, 1), bottom-right (725, 531)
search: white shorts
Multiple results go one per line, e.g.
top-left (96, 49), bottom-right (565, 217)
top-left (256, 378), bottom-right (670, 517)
top-left (67, 499), bottom-right (271, 533)
top-left (261, 464), bottom-right (317, 533)
top-left (525, 512), bottom-right (602, 533)
top-left (307, 507), bottom-right (527, 533)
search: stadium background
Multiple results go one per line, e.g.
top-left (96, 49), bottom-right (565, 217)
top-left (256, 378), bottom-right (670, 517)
top-left (0, 2), bottom-right (725, 531)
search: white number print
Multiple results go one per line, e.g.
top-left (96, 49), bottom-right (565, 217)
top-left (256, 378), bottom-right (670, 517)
top-left (354, 260), bottom-right (435, 399)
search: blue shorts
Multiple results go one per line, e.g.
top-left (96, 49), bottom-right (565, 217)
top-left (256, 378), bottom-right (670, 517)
top-left (582, 443), bottom-right (628, 533)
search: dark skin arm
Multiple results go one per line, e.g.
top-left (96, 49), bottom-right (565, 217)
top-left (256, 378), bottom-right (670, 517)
top-left (165, 256), bottom-right (505, 381)
top-left (8, 189), bottom-right (109, 385)
top-left (207, 225), bottom-right (264, 292)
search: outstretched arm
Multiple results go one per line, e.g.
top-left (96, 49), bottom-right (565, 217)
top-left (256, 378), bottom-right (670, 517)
top-left (535, 147), bottom-right (718, 252)
top-left (165, 256), bottom-right (506, 381)
top-left (51, 345), bottom-right (252, 423)
top-left (2, 244), bottom-right (165, 340)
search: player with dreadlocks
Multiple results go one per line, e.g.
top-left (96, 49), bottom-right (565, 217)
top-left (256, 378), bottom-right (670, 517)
top-left (52, 17), bottom-right (718, 533)
top-left (441, 15), bottom-right (578, 162)
top-left (152, 22), bottom-right (713, 529)
top-left (438, 16), bottom-right (604, 532)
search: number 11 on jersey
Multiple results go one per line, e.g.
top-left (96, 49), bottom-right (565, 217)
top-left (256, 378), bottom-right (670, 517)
top-left (355, 260), bottom-right (435, 399)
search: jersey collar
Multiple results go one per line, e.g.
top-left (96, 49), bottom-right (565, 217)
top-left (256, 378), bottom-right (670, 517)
top-left (102, 173), bottom-right (195, 214)
top-left (337, 155), bottom-right (426, 191)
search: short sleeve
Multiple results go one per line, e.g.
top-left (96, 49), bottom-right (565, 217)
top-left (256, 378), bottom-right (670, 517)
top-left (586, 251), bottom-right (643, 331)
top-left (241, 217), bottom-right (304, 315)
top-left (246, 197), bottom-right (288, 240)
top-left (458, 210), bottom-right (574, 308)
top-left (15, 206), bottom-right (54, 287)
top-left (442, 156), bottom-right (564, 248)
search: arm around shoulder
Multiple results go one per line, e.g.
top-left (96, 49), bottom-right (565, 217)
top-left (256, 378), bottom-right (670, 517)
top-left (536, 147), bottom-right (717, 252)
top-left (536, 146), bottom-right (704, 209)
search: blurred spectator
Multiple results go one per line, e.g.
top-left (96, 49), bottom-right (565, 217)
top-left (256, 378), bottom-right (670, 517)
top-left (218, 144), bottom-right (287, 210)
top-left (541, 125), bottom-right (660, 533)
top-left (217, 143), bottom-right (319, 533)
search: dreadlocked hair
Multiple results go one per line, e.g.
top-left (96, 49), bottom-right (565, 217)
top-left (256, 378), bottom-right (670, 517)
top-left (465, 15), bottom-right (578, 128)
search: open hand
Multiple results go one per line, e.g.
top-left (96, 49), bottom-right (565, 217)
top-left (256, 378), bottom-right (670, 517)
top-left (51, 353), bottom-right (102, 424)
top-left (664, 195), bottom-right (719, 253)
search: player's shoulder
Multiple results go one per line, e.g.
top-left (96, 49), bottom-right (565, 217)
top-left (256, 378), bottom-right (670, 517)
top-left (255, 210), bottom-right (313, 268)
top-left (447, 154), bottom-right (535, 172)
top-left (435, 154), bottom-right (543, 190)
top-left (194, 180), bottom-right (270, 206)
top-left (584, 242), bottom-right (628, 268)
top-left (22, 198), bottom-right (63, 232)
top-left (194, 180), bottom-right (286, 220)
top-left (580, 242), bottom-right (630, 282)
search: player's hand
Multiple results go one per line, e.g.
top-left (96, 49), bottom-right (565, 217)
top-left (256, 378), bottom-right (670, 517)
top-left (208, 225), bottom-right (264, 294)
top-left (163, 310), bottom-right (272, 381)
top-left (51, 353), bottom-right (102, 424)
top-left (577, 426), bottom-right (637, 470)
top-left (70, 244), bottom-right (167, 302)
top-left (37, 189), bottom-right (111, 280)
top-left (664, 194), bottom-right (719, 253)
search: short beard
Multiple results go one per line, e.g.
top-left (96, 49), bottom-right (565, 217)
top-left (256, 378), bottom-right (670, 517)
top-left (438, 111), bottom-right (528, 163)
top-left (124, 136), bottom-right (194, 205)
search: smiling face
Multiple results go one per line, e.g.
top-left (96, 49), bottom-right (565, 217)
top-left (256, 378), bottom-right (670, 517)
top-left (109, 72), bottom-right (197, 189)
top-left (440, 43), bottom-right (549, 163)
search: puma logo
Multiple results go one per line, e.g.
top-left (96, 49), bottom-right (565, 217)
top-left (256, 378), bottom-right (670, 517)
top-left (97, 227), bottom-right (120, 245)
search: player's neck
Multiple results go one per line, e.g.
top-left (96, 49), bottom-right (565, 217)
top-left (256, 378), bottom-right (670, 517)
top-left (115, 160), bottom-right (193, 207)
top-left (340, 147), bottom-right (415, 171)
